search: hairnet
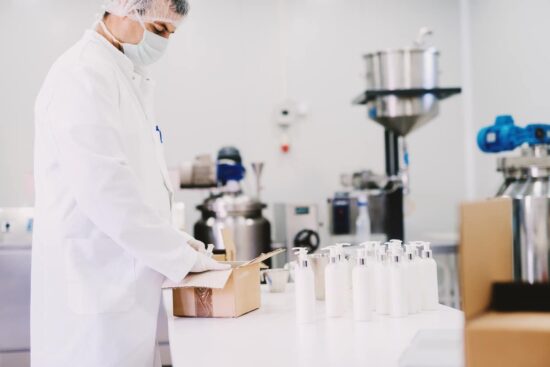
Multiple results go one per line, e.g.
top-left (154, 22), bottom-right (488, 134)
top-left (104, 0), bottom-right (190, 25)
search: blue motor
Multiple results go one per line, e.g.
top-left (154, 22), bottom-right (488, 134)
top-left (478, 115), bottom-right (550, 153)
top-left (216, 146), bottom-right (246, 185)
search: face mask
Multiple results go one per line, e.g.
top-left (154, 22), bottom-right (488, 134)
top-left (98, 17), bottom-right (169, 67)
top-left (123, 29), bottom-right (168, 66)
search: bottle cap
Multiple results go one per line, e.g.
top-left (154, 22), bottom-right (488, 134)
top-left (404, 244), bottom-right (417, 258)
top-left (357, 194), bottom-right (368, 206)
top-left (292, 247), bottom-right (310, 268)
top-left (356, 248), bottom-right (367, 266)
top-left (421, 242), bottom-right (433, 259)
top-left (335, 243), bottom-right (350, 261)
top-left (321, 245), bottom-right (341, 263)
top-left (359, 241), bottom-right (380, 259)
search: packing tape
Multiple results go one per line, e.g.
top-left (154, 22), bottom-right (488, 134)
top-left (194, 287), bottom-right (213, 317)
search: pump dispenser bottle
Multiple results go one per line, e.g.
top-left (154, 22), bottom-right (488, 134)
top-left (323, 246), bottom-right (346, 317)
top-left (388, 252), bottom-right (408, 318)
top-left (420, 242), bottom-right (439, 310)
top-left (374, 246), bottom-right (389, 315)
top-left (352, 248), bottom-right (372, 321)
top-left (293, 247), bottom-right (316, 323)
top-left (360, 241), bottom-right (380, 311)
top-left (404, 244), bottom-right (422, 314)
top-left (334, 243), bottom-right (351, 290)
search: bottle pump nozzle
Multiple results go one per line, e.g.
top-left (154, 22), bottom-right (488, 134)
top-left (387, 240), bottom-right (403, 256)
top-left (356, 248), bottom-right (367, 266)
top-left (404, 244), bottom-right (416, 261)
top-left (293, 247), bottom-right (310, 267)
top-left (359, 241), bottom-right (381, 249)
top-left (334, 243), bottom-right (350, 252)
top-left (335, 243), bottom-right (350, 259)
top-left (421, 242), bottom-right (433, 259)
top-left (322, 245), bottom-right (343, 263)
top-left (360, 241), bottom-right (380, 258)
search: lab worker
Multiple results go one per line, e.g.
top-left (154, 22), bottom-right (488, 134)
top-left (32, 1), bottom-right (229, 366)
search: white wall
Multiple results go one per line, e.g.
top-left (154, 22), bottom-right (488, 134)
top-left (0, 0), bottom-right (103, 208)
top-left (1, 0), bottom-right (465, 240)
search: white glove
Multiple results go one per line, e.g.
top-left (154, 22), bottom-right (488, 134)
top-left (187, 238), bottom-right (207, 254)
top-left (190, 252), bottom-right (231, 273)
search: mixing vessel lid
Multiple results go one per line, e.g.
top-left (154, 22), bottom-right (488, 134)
top-left (364, 27), bottom-right (439, 58)
top-left (198, 193), bottom-right (266, 215)
top-left (363, 46), bottom-right (439, 58)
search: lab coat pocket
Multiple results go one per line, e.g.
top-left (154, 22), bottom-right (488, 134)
top-left (64, 238), bottom-right (136, 314)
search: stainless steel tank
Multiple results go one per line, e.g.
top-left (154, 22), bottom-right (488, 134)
top-left (194, 193), bottom-right (271, 261)
top-left (364, 45), bottom-right (440, 136)
top-left (497, 145), bottom-right (550, 283)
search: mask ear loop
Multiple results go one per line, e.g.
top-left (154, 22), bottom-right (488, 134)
top-left (97, 18), bottom-right (122, 46)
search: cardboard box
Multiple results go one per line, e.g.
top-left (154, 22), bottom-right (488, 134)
top-left (165, 249), bottom-right (284, 318)
top-left (460, 198), bottom-right (550, 367)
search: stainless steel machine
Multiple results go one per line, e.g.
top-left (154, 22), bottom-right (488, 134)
top-left (194, 194), bottom-right (271, 261)
top-left (188, 147), bottom-right (272, 261)
top-left (273, 203), bottom-right (321, 261)
top-left (352, 28), bottom-right (461, 240)
top-left (478, 115), bottom-right (550, 283)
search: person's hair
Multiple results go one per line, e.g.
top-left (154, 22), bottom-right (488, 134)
top-left (171, 0), bottom-right (190, 16)
top-left (103, 0), bottom-right (189, 20)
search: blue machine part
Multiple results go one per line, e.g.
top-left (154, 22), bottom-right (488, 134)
top-left (216, 146), bottom-right (246, 185)
top-left (477, 115), bottom-right (550, 153)
top-left (217, 162), bottom-right (245, 185)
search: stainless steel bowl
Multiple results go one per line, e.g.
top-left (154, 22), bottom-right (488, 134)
top-left (364, 47), bottom-right (440, 136)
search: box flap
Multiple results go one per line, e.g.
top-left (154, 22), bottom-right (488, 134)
top-left (162, 269), bottom-right (233, 289)
top-left (221, 228), bottom-right (237, 261)
top-left (460, 198), bottom-right (514, 320)
top-left (239, 248), bottom-right (286, 268)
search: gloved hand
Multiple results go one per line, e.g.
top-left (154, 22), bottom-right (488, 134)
top-left (190, 252), bottom-right (231, 273)
top-left (187, 238), bottom-right (207, 254)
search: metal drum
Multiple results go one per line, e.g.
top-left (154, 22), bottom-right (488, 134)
top-left (497, 146), bottom-right (550, 283)
top-left (364, 46), bottom-right (440, 136)
top-left (194, 193), bottom-right (271, 261)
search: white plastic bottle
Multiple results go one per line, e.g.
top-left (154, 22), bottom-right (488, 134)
top-left (334, 243), bottom-right (352, 291)
top-left (404, 245), bottom-right (422, 314)
top-left (293, 247), bottom-right (316, 323)
top-left (420, 243), bottom-right (439, 310)
top-left (374, 248), bottom-right (389, 315)
top-left (360, 241), bottom-right (380, 311)
top-left (352, 249), bottom-right (372, 321)
top-left (355, 194), bottom-right (371, 243)
top-left (388, 252), bottom-right (408, 318)
top-left (324, 246), bottom-right (346, 317)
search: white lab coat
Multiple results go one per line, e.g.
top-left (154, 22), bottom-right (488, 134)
top-left (32, 30), bottom-right (197, 367)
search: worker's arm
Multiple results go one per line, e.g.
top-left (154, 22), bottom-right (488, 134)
top-left (46, 62), bottom-right (197, 283)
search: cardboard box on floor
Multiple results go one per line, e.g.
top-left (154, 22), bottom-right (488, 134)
top-left (460, 198), bottom-right (550, 367)
top-left (164, 247), bottom-right (285, 318)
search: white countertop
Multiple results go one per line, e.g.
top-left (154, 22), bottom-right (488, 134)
top-left (163, 286), bottom-right (464, 367)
